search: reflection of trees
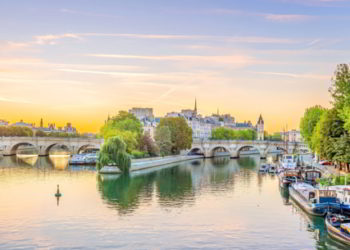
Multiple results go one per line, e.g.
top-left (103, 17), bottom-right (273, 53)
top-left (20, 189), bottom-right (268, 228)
top-left (237, 156), bottom-right (257, 169)
top-left (210, 157), bottom-right (230, 167)
top-left (97, 173), bottom-right (156, 215)
top-left (156, 167), bottom-right (194, 207)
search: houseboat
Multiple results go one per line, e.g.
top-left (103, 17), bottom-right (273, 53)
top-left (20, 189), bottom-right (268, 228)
top-left (278, 169), bottom-right (301, 188)
top-left (69, 153), bottom-right (97, 165)
top-left (301, 169), bottom-right (322, 186)
top-left (289, 182), bottom-right (341, 216)
top-left (327, 186), bottom-right (350, 216)
top-left (280, 154), bottom-right (298, 169)
top-left (325, 213), bottom-right (350, 245)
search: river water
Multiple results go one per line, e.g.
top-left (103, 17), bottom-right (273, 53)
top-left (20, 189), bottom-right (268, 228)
top-left (0, 155), bottom-right (348, 249)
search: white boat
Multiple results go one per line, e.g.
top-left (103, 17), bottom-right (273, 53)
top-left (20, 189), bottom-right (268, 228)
top-left (278, 169), bottom-right (301, 188)
top-left (69, 153), bottom-right (97, 165)
top-left (289, 182), bottom-right (341, 216)
top-left (280, 154), bottom-right (298, 170)
top-left (325, 213), bottom-right (350, 245)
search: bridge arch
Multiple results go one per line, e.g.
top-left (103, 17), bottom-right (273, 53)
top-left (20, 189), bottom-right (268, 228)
top-left (10, 142), bottom-right (38, 155)
top-left (188, 147), bottom-right (204, 156)
top-left (77, 144), bottom-right (101, 154)
top-left (209, 146), bottom-right (230, 157)
top-left (236, 145), bottom-right (261, 158)
top-left (44, 143), bottom-right (72, 156)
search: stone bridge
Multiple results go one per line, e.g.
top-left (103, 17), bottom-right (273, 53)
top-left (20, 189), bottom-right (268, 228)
top-left (190, 140), bottom-right (309, 158)
top-left (0, 136), bottom-right (104, 156)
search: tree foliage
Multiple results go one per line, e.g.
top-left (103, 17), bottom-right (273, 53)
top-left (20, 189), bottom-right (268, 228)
top-left (211, 127), bottom-right (257, 140)
top-left (100, 111), bottom-right (142, 153)
top-left (157, 117), bottom-right (192, 154)
top-left (97, 136), bottom-right (131, 173)
top-left (300, 105), bottom-right (326, 150)
top-left (0, 126), bottom-right (33, 137)
top-left (154, 126), bottom-right (172, 156)
top-left (139, 131), bottom-right (159, 157)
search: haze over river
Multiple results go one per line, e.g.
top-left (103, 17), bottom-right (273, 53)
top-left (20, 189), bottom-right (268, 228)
top-left (0, 155), bottom-right (348, 249)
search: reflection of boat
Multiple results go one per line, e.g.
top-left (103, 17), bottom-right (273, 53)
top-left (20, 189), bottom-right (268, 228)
top-left (325, 213), bottom-right (350, 245)
top-left (268, 164), bottom-right (277, 174)
top-left (279, 186), bottom-right (291, 205)
top-left (289, 182), bottom-right (341, 216)
top-left (259, 164), bottom-right (269, 173)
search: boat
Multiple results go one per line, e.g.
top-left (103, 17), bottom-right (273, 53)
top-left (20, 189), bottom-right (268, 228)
top-left (278, 169), bottom-right (301, 188)
top-left (259, 164), bottom-right (270, 173)
top-left (69, 153), bottom-right (97, 165)
top-left (280, 154), bottom-right (298, 170)
top-left (289, 182), bottom-right (341, 216)
top-left (325, 213), bottom-right (350, 245)
top-left (327, 186), bottom-right (350, 216)
top-left (268, 164), bottom-right (277, 174)
top-left (301, 169), bottom-right (322, 186)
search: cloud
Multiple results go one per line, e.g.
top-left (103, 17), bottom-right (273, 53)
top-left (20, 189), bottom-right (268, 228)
top-left (34, 33), bottom-right (81, 45)
top-left (57, 68), bottom-right (155, 77)
top-left (86, 53), bottom-right (257, 67)
top-left (251, 71), bottom-right (330, 80)
top-left (263, 14), bottom-right (314, 22)
top-left (0, 96), bottom-right (34, 104)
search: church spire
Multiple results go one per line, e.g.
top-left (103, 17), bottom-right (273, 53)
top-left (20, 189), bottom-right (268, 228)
top-left (194, 98), bottom-right (197, 113)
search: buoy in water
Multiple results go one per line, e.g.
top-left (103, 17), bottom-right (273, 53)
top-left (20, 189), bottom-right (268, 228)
top-left (55, 184), bottom-right (62, 197)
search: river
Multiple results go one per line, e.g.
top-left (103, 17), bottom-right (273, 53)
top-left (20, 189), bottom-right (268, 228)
top-left (0, 155), bottom-right (348, 249)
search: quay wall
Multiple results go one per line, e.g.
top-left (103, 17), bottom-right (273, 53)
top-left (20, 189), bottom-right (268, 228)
top-left (130, 155), bottom-right (204, 172)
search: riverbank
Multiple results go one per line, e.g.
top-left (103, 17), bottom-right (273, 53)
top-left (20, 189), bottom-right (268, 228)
top-left (99, 154), bottom-right (204, 174)
top-left (130, 155), bottom-right (204, 172)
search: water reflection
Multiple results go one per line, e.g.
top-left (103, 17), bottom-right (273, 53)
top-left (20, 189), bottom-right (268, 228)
top-left (280, 187), bottom-right (349, 249)
top-left (97, 157), bottom-right (262, 215)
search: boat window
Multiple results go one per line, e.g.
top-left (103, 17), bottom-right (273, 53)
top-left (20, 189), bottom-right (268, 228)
top-left (309, 192), bottom-right (315, 200)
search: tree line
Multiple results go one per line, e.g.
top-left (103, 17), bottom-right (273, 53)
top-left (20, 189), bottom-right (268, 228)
top-left (0, 126), bottom-right (90, 138)
top-left (211, 127), bottom-right (257, 140)
top-left (97, 111), bottom-right (193, 172)
top-left (300, 64), bottom-right (350, 171)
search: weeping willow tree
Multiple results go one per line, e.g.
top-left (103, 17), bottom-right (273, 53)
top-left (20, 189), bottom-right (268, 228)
top-left (97, 136), bottom-right (131, 173)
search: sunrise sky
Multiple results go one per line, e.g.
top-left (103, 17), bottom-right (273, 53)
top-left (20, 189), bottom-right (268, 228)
top-left (1, 0), bottom-right (350, 133)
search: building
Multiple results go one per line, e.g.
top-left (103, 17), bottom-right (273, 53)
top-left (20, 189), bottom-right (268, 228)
top-left (64, 123), bottom-right (77, 134)
top-left (281, 129), bottom-right (302, 143)
top-left (0, 119), bottom-right (9, 126)
top-left (12, 120), bottom-right (33, 128)
top-left (188, 119), bottom-right (212, 139)
top-left (129, 107), bottom-right (154, 120)
top-left (256, 114), bottom-right (264, 141)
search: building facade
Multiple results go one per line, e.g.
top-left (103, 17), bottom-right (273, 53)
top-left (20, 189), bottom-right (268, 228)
top-left (281, 130), bottom-right (302, 143)
top-left (129, 107), bottom-right (154, 120)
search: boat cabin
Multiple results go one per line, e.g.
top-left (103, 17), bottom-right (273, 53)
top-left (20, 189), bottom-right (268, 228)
top-left (302, 170), bottom-right (322, 186)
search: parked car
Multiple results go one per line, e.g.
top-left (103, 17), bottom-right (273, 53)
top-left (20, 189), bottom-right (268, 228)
top-left (319, 160), bottom-right (332, 166)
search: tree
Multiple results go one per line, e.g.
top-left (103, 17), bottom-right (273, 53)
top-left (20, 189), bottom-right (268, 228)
top-left (157, 117), bottom-right (192, 154)
top-left (300, 105), bottom-right (326, 150)
top-left (155, 126), bottom-right (172, 156)
top-left (211, 127), bottom-right (256, 140)
top-left (140, 131), bottom-right (159, 156)
top-left (100, 111), bottom-right (143, 153)
top-left (329, 64), bottom-right (350, 110)
top-left (97, 136), bottom-right (131, 173)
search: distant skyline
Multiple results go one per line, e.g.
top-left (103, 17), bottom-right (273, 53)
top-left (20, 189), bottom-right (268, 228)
top-left (1, 0), bottom-right (350, 133)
